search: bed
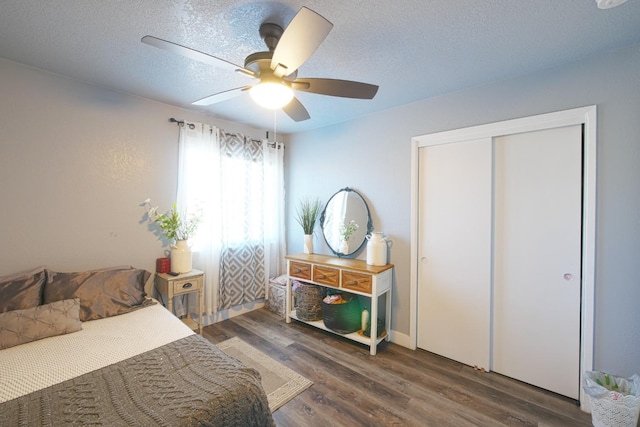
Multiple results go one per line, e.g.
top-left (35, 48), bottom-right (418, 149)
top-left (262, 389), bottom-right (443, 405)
top-left (0, 266), bottom-right (275, 426)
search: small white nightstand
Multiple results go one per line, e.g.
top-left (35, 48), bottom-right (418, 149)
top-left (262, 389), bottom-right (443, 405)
top-left (155, 269), bottom-right (204, 334)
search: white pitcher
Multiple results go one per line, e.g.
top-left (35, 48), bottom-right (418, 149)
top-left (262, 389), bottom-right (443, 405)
top-left (366, 232), bottom-right (389, 266)
top-left (170, 239), bottom-right (192, 273)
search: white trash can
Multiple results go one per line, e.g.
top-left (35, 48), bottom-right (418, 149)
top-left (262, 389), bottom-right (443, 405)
top-left (583, 371), bottom-right (640, 427)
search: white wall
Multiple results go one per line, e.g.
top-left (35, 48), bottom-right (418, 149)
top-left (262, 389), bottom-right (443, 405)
top-left (286, 43), bottom-right (640, 377)
top-left (0, 58), bottom-right (267, 275)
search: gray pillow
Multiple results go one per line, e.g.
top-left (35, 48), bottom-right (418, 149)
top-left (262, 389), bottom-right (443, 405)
top-left (44, 267), bottom-right (150, 321)
top-left (0, 298), bottom-right (82, 350)
top-left (0, 266), bottom-right (46, 313)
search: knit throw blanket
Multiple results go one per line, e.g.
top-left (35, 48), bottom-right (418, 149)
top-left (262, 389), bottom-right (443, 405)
top-left (0, 335), bottom-right (275, 426)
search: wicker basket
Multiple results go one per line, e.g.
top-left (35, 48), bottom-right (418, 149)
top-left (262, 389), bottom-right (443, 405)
top-left (322, 294), bottom-right (361, 334)
top-left (295, 282), bottom-right (324, 321)
top-left (266, 281), bottom-right (286, 318)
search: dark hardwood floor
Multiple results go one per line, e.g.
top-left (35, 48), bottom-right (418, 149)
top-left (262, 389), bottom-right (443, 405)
top-left (203, 308), bottom-right (592, 427)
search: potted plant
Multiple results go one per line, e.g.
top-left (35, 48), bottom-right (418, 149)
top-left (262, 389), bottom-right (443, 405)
top-left (295, 198), bottom-right (322, 254)
top-left (338, 220), bottom-right (359, 254)
top-left (142, 199), bottom-right (201, 273)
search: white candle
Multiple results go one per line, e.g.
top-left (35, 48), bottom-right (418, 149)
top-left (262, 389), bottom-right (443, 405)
top-left (361, 309), bottom-right (369, 331)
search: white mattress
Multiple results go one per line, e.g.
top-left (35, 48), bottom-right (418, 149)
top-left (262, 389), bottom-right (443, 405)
top-left (0, 302), bottom-right (194, 403)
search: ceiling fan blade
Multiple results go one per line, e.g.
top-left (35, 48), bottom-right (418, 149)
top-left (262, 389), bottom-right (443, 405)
top-left (292, 78), bottom-right (379, 99)
top-left (270, 7), bottom-right (333, 78)
top-left (282, 97), bottom-right (311, 122)
top-left (142, 35), bottom-right (255, 77)
top-left (192, 86), bottom-right (249, 106)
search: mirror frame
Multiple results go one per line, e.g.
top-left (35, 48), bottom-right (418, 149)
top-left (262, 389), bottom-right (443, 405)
top-left (320, 187), bottom-right (373, 257)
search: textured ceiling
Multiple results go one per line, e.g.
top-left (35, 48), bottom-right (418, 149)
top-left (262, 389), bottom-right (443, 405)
top-left (1, 0), bottom-right (639, 134)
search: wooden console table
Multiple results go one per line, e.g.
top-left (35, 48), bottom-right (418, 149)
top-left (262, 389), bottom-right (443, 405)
top-left (285, 254), bottom-right (393, 355)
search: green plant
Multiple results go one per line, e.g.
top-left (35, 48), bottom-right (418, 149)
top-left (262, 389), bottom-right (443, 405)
top-left (142, 198), bottom-right (201, 241)
top-left (339, 220), bottom-right (359, 242)
top-left (295, 198), bottom-right (322, 235)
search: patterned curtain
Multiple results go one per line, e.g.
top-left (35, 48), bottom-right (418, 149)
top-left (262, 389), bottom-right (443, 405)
top-left (217, 131), bottom-right (266, 309)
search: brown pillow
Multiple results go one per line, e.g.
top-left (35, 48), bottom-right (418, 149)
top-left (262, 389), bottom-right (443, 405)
top-left (0, 298), bottom-right (82, 350)
top-left (44, 267), bottom-right (150, 321)
top-left (0, 266), bottom-right (46, 313)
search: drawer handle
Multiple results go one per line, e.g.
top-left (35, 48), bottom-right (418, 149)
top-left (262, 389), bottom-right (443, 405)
top-left (182, 282), bottom-right (193, 289)
top-left (292, 268), bottom-right (301, 274)
top-left (347, 280), bottom-right (360, 286)
top-left (317, 274), bottom-right (326, 279)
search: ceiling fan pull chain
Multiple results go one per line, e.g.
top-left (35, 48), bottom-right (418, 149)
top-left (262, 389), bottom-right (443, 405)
top-left (273, 109), bottom-right (278, 145)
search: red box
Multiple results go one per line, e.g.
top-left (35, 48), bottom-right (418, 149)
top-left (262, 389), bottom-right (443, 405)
top-left (156, 257), bottom-right (170, 273)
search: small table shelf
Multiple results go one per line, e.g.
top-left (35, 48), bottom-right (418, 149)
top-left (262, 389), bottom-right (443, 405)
top-left (289, 309), bottom-right (387, 346)
top-left (285, 254), bottom-right (393, 355)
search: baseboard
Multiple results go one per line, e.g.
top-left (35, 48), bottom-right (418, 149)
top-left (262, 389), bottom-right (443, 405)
top-left (203, 299), bottom-right (265, 326)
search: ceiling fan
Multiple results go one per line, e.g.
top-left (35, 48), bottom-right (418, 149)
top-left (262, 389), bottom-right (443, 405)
top-left (142, 7), bottom-right (378, 122)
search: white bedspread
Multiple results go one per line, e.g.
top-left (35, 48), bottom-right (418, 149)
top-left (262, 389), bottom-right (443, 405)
top-left (0, 302), bottom-right (193, 403)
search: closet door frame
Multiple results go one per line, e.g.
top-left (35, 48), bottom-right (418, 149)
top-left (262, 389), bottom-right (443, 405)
top-left (409, 105), bottom-right (596, 411)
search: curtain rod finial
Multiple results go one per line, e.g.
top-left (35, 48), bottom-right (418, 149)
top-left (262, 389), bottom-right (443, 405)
top-left (169, 118), bottom-right (195, 129)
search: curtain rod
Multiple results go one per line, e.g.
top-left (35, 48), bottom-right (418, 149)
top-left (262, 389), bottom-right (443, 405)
top-left (169, 118), bottom-right (282, 148)
top-left (169, 117), bottom-right (195, 129)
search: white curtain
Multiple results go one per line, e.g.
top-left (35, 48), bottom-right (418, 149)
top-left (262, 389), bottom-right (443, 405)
top-left (176, 122), bottom-right (285, 317)
top-left (176, 122), bottom-right (221, 315)
top-left (262, 139), bottom-right (287, 282)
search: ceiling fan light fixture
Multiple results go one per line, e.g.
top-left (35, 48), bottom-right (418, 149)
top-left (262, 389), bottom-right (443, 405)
top-left (250, 81), bottom-right (294, 109)
top-left (143, 7), bottom-right (375, 121)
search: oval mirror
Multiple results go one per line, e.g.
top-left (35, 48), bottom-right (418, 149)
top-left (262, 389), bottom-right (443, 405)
top-left (320, 187), bottom-right (373, 257)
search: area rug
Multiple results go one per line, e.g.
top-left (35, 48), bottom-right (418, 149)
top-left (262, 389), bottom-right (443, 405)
top-left (217, 336), bottom-right (313, 412)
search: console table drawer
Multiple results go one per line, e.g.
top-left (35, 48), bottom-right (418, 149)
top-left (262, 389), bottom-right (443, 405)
top-left (341, 271), bottom-right (372, 294)
top-left (313, 265), bottom-right (339, 287)
top-left (289, 261), bottom-right (311, 280)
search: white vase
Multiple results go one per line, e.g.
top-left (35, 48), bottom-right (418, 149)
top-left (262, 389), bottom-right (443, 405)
top-left (366, 232), bottom-right (388, 266)
top-left (339, 239), bottom-right (349, 254)
top-left (170, 239), bottom-right (192, 273)
top-left (303, 234), bottom-right (313, 254)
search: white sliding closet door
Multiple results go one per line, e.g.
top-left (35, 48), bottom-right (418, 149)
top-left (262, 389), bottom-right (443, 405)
top-left (493, 125), bottom-right (582, 399)
top-left (417, 139), bottom-right (492, 369)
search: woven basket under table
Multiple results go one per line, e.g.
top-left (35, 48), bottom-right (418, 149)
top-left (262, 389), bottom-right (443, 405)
top-left (295, 282), bottom-right (324, 321)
